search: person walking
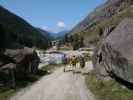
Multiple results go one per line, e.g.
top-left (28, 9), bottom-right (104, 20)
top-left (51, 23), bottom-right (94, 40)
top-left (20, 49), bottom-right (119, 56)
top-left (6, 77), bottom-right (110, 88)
top-left (71, 55), bottom-right (77, 71)
top-left (63, 54), bottom-right (68, 72)
top-left (79, 55), bottom-right (85, 69)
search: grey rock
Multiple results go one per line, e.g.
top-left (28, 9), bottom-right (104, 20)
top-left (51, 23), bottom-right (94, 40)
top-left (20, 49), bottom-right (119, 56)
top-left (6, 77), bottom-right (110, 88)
top-left (0, 63), bottom-right (16, 70)
top-left (0, 47), bottom-right (40, 88)
top-left (93, 18), bottom-right (133, 83)
top-left (0, 47), bottom-right (40, 74)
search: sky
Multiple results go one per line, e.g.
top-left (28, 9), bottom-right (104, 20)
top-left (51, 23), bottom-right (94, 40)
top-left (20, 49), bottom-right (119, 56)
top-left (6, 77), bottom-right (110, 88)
top-left (0, 0), bottom-right (106, 33)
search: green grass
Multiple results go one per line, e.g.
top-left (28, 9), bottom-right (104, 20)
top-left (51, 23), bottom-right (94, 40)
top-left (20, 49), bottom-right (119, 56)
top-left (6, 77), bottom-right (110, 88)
top-left (59, 47), bottom-right (72, 51)
top-left (0, 87), bottom-right (15, 100)
top-left (85, 71), bottom-right (133, 100)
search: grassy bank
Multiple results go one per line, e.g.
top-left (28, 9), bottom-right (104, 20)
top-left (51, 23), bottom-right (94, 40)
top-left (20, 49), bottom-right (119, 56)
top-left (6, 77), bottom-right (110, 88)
top-left (0, 87), bottom-right (15, 100)
top-left (85, 71), bottom-right (133, 100)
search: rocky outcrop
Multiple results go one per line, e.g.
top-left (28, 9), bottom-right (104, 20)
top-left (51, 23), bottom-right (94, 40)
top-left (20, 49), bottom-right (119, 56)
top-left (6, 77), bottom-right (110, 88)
top-left (0, 47), bottom-right (40, 88)
top-left (1, 47), bottom-right (40, 74)
top-left (93, 18), bottom-right (133, 83)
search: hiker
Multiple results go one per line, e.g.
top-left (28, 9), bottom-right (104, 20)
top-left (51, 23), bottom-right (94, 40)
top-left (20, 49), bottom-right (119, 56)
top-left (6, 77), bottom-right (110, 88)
top-left (71, 55), bottom-right (77, 70)
top-left (63, 54), bottom-right (68, 72)
top-left (79, 55), bottom-right (85, 68)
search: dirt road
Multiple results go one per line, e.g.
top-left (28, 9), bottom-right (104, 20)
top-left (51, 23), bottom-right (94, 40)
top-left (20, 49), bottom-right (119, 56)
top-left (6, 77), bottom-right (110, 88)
top-left (10, 63), bottom-right (95, 100)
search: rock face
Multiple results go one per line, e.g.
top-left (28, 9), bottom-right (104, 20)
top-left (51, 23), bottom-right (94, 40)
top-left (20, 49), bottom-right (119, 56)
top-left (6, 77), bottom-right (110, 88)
top-left (70, 0), bottom-right (133, 35)
top-left (0, 47), bottom-right (40, 74)
top-left (93, 18), bottom-right (133, 83)
top-left (0, 47), bottom-right (40, 88)
top-left (69, 0), bottom-right (133, 47)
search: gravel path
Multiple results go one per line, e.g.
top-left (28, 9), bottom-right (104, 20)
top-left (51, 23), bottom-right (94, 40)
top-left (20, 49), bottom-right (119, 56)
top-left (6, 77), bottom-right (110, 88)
top-left (10, 63), bottom-right (95, 100)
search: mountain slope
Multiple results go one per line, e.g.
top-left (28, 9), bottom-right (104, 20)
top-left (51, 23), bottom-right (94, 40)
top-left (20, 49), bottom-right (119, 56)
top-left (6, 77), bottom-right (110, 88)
top-left (0, 6), bottom-right (49, 49)
top-left (37, 28), bottom-right (54, 40)
top-left (69, 0), bottom-right (133, 46)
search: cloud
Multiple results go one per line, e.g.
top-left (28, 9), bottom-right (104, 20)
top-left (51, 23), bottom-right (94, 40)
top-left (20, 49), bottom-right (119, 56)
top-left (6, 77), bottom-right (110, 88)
top-left (57, 21), bottom-right (66, 28)
top-left (42, 26), bottom-right (48, 30)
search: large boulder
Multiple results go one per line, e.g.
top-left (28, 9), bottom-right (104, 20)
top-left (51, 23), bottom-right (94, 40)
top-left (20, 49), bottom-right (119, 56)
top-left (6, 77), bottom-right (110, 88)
top-left (0, 47), bottom-right (40, 88)
top-left (0, 47), bottom-right (40, 74)
top-left (93, 18), bottom-right (133, 83)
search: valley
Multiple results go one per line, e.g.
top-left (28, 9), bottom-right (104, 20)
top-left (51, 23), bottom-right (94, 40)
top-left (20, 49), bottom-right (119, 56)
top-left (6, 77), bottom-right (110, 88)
top-left (1, 0), bottom-right (133, 100)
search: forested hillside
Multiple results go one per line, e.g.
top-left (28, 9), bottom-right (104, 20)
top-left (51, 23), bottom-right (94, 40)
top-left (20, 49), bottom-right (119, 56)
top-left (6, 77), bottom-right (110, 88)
top-left (0, 6), bottom-right (50, 49)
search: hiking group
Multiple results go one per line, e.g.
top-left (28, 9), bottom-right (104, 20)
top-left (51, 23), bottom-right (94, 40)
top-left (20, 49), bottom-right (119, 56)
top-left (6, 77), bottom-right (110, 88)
top-left (64, 55), bottom-right (86, 72)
